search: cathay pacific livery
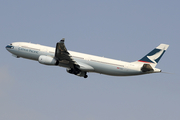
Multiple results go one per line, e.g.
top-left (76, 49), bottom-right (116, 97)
top-left (6, 38), bottom-right (169, 78)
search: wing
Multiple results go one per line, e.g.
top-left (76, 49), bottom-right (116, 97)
top-left (55, 38), bottom-right (77, 68)
top-left (55, 38), bottom-right (94, 73)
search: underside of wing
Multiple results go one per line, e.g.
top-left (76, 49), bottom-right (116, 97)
top-left (55, 38), bottom-right (89, 78)
top-left (55, 38), bottom-right (77, 68)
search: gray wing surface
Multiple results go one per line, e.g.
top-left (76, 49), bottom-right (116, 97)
top-left (55, 38), bottom-right (77, 68)
top-left (55, 38), bottom-right (94, 73)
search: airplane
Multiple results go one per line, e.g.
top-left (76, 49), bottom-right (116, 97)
top-left (6, 38), bottom-right (169, 78)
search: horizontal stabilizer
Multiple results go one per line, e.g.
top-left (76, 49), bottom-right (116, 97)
top-left (141, 64), bottom-right (154, 72)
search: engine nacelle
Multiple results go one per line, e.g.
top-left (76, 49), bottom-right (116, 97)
top-left (38, 55), bottom-right (59, 65)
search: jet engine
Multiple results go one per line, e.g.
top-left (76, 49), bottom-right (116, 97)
top-left (38, 55), bottom-right (59, 65)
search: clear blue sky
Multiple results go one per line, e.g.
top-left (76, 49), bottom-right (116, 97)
top-left (0, 0), bottom-right (179, 120)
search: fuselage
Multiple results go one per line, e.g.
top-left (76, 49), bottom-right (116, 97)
top-left (6, 42), bottom-right (160, 77)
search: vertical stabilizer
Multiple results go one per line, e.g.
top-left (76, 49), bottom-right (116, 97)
top-left (137, 44), bottom-right (169, 67)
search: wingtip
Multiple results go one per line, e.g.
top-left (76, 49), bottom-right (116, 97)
top-left (60, 38), bottom-right (65, 43)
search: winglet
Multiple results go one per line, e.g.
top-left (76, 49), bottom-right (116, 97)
top-left (60, 38), bottom-right (65, 43)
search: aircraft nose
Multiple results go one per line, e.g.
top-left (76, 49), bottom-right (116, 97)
top-left (6, 44), bottom-right (14, 50)
top-left (6, 45), bottom-right (9, 49)
top-left (5, 45), bottom-right (9, 49)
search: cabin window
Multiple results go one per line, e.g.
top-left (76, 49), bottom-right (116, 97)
top-left (21, 46), bottom-right (40, 51)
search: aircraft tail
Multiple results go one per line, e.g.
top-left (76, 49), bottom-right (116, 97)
top-left (136, 44), bottom-right (169, 67)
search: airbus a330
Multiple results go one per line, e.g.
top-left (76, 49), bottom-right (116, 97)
top-left (6, 38), bottom-right (169, 78)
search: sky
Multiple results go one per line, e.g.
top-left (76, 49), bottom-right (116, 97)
top-left (0, 0), bottom-right (180, 120)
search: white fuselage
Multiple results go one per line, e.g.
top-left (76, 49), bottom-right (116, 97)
top-left (6, 42), bottom-right (160, 76)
